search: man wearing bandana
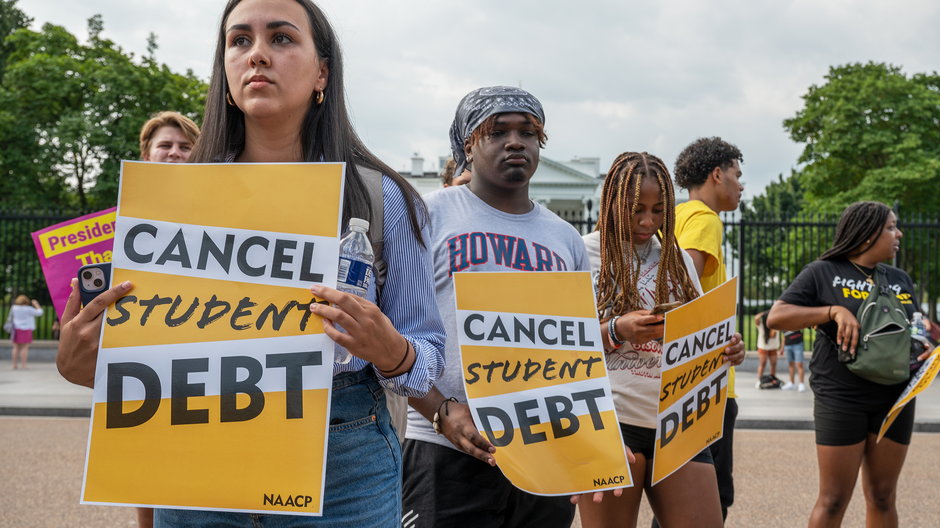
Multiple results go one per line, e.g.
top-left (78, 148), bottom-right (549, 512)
top-left (402, 87), bottom-right (587, 527)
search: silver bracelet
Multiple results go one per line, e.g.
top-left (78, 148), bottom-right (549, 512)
top-left (608, 315), bottom-right (625, 347)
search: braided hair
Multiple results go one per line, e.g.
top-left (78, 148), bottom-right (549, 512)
top-left (595, 152), bottom-right (700, 317)
top-left (819, 201), bottom-right (891, 261)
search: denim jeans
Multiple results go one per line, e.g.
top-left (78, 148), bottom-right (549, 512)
top-left (784, 343), bottom-right (805, 364)
top-left (154, 368), bottom-right (402, 527)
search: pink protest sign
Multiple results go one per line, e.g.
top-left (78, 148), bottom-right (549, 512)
top-left (31, 208), bottom-right (117, 318)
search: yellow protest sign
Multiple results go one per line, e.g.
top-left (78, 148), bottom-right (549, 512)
top-left (653, 278), bottom-right (737, 485)
top-left (82, 162), bottom-right (344, 516)
top-left (454, 271), bottom-right (631, 495)
top-left (877, 345), bottom-right (940, 442)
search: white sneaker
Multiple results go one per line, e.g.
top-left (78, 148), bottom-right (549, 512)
top-left (781, 382), bottom-right (795, 390)
top-left (755, 380), bottom-right (762, 389)
top-left (798, 383), bottom-right (806, 392)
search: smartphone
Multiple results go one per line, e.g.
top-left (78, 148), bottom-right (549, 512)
top-left (78, 262), bottom-right (111, 306)
top-left (650, 301), bottom-right (682, 316)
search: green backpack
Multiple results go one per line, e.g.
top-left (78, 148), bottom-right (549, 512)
top-left (847, 265), bottom-right (910, 385)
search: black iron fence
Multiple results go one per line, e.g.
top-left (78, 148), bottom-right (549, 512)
top-left (557, 211), bottom-right (596, 235)
top-left (567, 209), bottom-right (939, 350)
top-left (0, 209), bottom-right (87, 339)
top-left (722, 210), bottom-right (939, 350)
top-left (0, 208), bottom-right (937, 344)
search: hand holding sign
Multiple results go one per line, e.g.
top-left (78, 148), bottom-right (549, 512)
top-left (438, 400), bottom-right (497, 466)
top-left (309, 285), bottom-right (413, 374)
top-left (569, 446), bottom-right (636, 505)
top-left (570, 487), bottom-right (624, 505)
top-left (57, 278), bottom-right (134, 388)
top-left (722, 333), bottom-right (745, 365)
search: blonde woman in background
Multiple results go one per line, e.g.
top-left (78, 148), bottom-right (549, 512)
top-left (138, 111), bottom-right (200, 163)
top-left (9, 295), bottom-right (42, 369)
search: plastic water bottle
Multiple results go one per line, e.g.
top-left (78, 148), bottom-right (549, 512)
top-left (910, 312), bottom-right (928, 372)
top-left (334, 218), bottom-right (374, 364)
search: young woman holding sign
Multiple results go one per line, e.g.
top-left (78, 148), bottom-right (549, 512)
top-left (767, 202), bottom-right (928, 527)
top-left (56, 0), bottom-right (445, 526)
top-left (580, 152), bottom-right (745, 528)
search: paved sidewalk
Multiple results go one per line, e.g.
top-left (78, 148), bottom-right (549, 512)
top-left (3, 418), bottom-right (939, 528)
top-left (2, 348), bottom-right (938, 527)
top-left (3, 349), bottom-right (938, 430)
top-left (0, 360), bottom-right (93, 416)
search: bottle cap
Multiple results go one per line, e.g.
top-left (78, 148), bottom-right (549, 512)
top-left (348, 218), bottom-right (370, 231)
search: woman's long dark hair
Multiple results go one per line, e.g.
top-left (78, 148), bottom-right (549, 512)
top-left (192, 0), bottom-right (427, 241)
top-left (819, 201), bottom-right (890, 261)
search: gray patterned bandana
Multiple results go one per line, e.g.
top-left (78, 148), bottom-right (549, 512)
top-left (448, 86), bottom-right (545, 176)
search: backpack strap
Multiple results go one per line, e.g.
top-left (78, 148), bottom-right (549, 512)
top-left (874, 264), bottom-right (892, 295)
top-left (356, 166), bottom-right (386, 303)
top-left (356, 166), bottom-right (408, 443)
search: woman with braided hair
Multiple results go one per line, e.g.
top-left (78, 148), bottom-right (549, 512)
top-left (579, 152), bottom-right (744, 528)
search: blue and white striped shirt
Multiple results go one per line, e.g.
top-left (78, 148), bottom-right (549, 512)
top-left (333, 176), bottom-right (446, 397)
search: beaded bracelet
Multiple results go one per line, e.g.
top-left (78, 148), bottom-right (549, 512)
top-left (608, 315), bottom-right (625, 348)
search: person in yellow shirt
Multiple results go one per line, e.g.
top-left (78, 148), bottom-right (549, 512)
top-left (673, 136), bottom-right (743, 523)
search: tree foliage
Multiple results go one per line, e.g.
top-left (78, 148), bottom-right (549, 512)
top-left (0, 0), bottom-right (31, 77)
top-left (727, 171), bottom-right (832, 306)
top-left (0, 9), bottom-right (207, 209)
top-left (749, 64), bottom-right (940, 319)
top-left (745, 171), bottom-right (804, 219)
top-left (784, 62), bottom-right (940, 213)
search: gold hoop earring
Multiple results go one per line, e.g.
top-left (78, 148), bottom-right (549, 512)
top-left (226, 92), bottom-right (236, 107)
top-left (316, 90), bottom-right (325, 105)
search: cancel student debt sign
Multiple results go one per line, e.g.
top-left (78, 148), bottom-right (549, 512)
top-left (82, 162), bottom-right (343, 516)
top-left (454, 272), bottom-right (631, 495)
top-left (653, 278), bottom-right (737, 485)
top-left (877, 345), bottom-right (940, 442)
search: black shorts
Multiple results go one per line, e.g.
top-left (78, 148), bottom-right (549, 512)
top-left (402, 439), bottom-right (575, 528)
top-left (619, 422), bottom-right (713, 464)
top-left (814, 397), bottom-right (916, 446)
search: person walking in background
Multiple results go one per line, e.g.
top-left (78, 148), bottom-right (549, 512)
top-left (767, 201), bottom-right (930, 527)
top-left (9, 295), bottom-right (42, 369)
top-left (755, 311), bottom-right (782, 389)
top-left (138, 111), bottom-right (200, 163)
top-left (671, 136), bottom-right (744, 523)
top-left (782, 330), bottom-right (806, 391)
top-left (439, 158), bottom-right (471, 188)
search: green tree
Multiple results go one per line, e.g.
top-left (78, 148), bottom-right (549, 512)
top-left (784, 62), bottom-right (940, 213)
top-left (0, 0), bottom-right (31, 77)
top-left (746, 171), bottom-right (804, 219)
top-left (784, 64), bottom-right (940, 318)
top-left (732, 171), bottom-right (830, 305)
top-left (0, 15), bottom-right (206, 209)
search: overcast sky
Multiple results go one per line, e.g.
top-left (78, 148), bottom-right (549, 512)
top-left (19, 0), bottom-right (940, 200)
